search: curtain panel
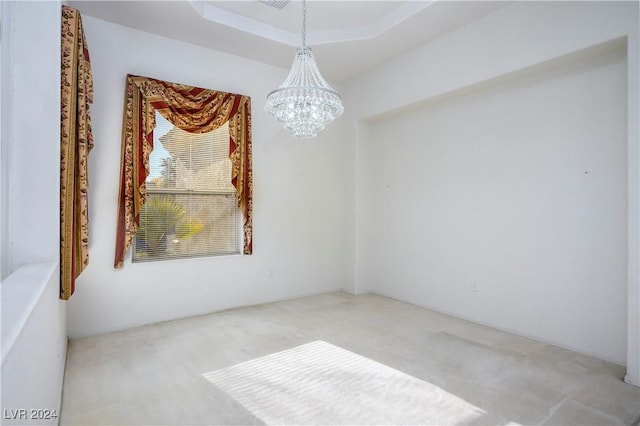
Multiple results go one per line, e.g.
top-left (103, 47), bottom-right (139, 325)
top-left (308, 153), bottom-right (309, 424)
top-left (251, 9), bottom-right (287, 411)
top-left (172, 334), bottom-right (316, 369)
top-left (60, 5), bottom-right (94, 300)
top-left (114, 75), bottom-right (253, 269)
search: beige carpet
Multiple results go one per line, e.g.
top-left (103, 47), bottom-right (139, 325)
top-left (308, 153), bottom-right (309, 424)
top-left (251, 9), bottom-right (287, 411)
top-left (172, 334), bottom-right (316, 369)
top-left (203, 340), bottom-right (487, 425)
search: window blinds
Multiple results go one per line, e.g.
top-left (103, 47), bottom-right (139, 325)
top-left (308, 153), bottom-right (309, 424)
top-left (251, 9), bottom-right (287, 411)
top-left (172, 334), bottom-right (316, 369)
top-left (133, 112), bottom-right (239, 262)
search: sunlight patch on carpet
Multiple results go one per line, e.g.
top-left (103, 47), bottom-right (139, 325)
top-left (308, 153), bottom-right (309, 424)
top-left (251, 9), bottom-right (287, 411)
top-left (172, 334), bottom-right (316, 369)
top-left (202, 340), bottom-right (486, 425)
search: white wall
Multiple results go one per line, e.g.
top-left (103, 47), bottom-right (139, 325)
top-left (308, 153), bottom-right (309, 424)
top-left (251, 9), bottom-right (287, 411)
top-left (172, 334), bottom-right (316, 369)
top-left (0, 0), bottom-right (11, 281)
top-left (626, 26), bottom-right (640, 386)
top-left (0, 1), bottom-right (67, 421)
top-left (66, 16), bottom-right (351, 337)
top-left (7, 2), bottom-right (62, 270)
top-left (349, 1), bottom-right (638, 370)
top-left (347, 1), bottom-right (637, 120)
top-left (361, 45), bottom-right (627, 364)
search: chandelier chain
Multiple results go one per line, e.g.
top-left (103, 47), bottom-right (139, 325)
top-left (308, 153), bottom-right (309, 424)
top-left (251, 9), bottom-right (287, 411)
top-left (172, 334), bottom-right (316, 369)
top-left (302, 0), bottom-right (307, 47)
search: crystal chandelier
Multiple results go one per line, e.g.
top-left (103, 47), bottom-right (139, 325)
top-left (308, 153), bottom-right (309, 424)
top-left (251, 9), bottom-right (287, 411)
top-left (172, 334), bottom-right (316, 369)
top-left (265, 0), bottom-right (344, 138)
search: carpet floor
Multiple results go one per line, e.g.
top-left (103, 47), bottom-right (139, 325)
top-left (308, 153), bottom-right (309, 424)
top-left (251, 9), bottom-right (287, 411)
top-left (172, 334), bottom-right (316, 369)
top-left (61, 292), bottom-right (640, 425)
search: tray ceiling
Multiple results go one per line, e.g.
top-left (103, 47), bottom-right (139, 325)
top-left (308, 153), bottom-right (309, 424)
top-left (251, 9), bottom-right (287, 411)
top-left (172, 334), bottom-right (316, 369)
top-left (68, 1), bottom-right (509, 83)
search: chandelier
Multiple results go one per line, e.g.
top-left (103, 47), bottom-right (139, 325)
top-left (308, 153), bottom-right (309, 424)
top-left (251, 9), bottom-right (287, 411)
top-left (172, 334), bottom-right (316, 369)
top-left (265, 0), bottom-right (344, 138)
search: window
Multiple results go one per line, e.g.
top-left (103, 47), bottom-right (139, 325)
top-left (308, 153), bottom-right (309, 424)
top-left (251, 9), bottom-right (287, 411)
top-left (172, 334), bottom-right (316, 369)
top-left (133, 112), bottom-right (239, 262)
top-left (114, 75), bottom-right (252, 268)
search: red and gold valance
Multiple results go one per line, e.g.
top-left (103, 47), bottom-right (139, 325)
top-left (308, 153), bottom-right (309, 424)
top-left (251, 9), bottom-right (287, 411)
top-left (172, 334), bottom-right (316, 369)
top-left (114, 75), bottom-right (253, 268)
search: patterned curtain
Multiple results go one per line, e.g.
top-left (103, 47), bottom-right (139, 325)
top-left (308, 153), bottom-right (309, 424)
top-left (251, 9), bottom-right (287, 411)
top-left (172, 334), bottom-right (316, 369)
top-left (114, 75), bottom-right (253, 269)
top-left (60, 5), bottom-right (94, 300)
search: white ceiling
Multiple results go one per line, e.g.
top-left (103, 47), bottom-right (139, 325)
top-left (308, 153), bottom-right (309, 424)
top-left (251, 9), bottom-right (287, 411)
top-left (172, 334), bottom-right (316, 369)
top-left (68, 0), bottom-right (509, 83)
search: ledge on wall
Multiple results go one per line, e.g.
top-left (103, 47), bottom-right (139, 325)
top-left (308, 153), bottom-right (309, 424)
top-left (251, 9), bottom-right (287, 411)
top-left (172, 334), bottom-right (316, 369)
top-left (1, 262), bottom-right (57, 363)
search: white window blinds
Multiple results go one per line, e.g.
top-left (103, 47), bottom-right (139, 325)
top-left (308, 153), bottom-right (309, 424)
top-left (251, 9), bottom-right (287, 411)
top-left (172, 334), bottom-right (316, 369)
top-left (133, 112), bottom-right (239, 262)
